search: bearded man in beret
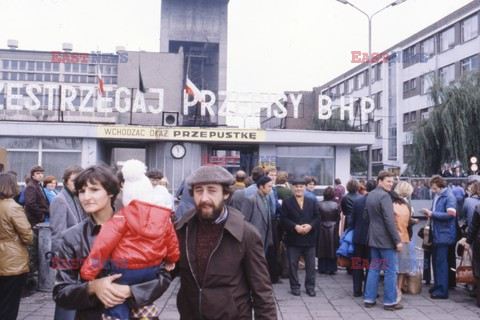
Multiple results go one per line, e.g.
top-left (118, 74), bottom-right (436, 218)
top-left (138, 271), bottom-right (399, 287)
top-left (174, 166), bottom-right (277, 320)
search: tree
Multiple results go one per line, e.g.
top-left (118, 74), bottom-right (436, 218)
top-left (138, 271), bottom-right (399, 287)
top-left (410, 72), bottom-right (480, 175)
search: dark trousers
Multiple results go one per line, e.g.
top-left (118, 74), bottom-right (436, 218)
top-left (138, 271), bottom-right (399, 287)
top-left (476, 277), bottom-right (480, 307)
top-left (266, 245), bottom-right (280, 283)
top-left (266, 219), bottom-right (281, 283)
top-left (287, 246), bottom-right (315, 291)
top-left (54, 305), bottom-right (76, 320)
top-left (106, 265), bottom-right (159, 320)
top-left (0, 273), bottom-right (27, 320)
top-left (432, 245), bottom-right (449, 298)
top-left (352, 243), bottom-right (370, 295)
top-left (448, 244), bottom-right (456, 288)
top-left (423, 250), bottom-right (432, 284)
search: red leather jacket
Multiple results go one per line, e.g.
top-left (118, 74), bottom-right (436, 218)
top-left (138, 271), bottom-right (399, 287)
top-left (80, 200), bottom-right (180, 281)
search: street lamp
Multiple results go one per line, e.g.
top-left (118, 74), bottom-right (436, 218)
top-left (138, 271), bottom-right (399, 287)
top-left (336, 0), bottom-right (407, 179)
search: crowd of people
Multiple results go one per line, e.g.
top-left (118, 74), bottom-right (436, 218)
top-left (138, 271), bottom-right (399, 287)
top-left (0, 162), bottom-right (480, 319)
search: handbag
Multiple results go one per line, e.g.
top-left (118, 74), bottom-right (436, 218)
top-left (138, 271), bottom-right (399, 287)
top-left (405, 272), bottom-right (422, 294)
top-left (337, 255), bottom-right (351, 268)
top-left (421, 218), bottom-right (432, 251)
top-left (456, 249), bottom-right (476, 285)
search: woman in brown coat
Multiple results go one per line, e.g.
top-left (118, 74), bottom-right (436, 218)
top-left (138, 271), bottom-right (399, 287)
top-left (317, 187), bottom-right (341, 274)
top-left (0, 173), bottom-right (33, 320)
top-left (390, 190), bottom-right (411, 303)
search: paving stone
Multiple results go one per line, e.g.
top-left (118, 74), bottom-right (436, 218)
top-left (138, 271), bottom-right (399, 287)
top-left (19, 269), bottom-right (480, 320)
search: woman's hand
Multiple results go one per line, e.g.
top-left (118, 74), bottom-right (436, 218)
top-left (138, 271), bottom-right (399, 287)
top-left (458, 237), bottom-right (470, 250)
top-left (87, 274), bottom-right (130, 308)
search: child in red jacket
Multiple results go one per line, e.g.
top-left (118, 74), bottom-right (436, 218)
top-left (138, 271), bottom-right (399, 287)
top-left (80, 160), bottom-right (180, 320)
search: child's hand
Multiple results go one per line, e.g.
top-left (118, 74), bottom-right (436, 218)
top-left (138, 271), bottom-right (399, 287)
top-left (165, 262), bottom-right (175, 271)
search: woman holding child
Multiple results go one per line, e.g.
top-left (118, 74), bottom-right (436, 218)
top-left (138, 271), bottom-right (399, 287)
top-left (53, 165), bottom-right (173, 320)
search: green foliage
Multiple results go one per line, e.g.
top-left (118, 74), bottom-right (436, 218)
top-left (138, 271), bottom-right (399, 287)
top-left (410, 72), bottom-right (480, 175)
top-left (309, 109), bottom-right (357, 131)
top-left (351, 148), bottom-right (367, 176)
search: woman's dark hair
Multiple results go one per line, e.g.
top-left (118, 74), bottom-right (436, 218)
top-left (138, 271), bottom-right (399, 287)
top-left (305, 176), bottom-right (318, 185)
top-left (389, 190), bottom-right (406, 205)
top-left (146, 168), bottom-right (164, 180)
top-left (346, 179), bottom-right (359, 193)
top-left (62, 166), bottom-right (83, 184)
top-left (43, 175), bottom-right (57, 187)
top-left (323, 187), bottom-right (335, 201)
top-left (74, 166), bottom-right (120, 206)
top-left (0, 173), bottom-right (19, 199)
top-left (244, 176), bottom-right (254, 188)
top-left (276, 171), bottom-right (288, 184)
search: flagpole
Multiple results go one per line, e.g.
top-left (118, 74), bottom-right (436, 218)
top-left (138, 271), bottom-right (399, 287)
top-left (130, 88), bottom-right (134, 125)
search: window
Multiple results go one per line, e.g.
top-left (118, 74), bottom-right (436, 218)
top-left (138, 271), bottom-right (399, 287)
top-left (19, 61), bottom-right (26, 70)
top-left (403, 46), bottom-right (417, 63)
top-left (80, 75), bottom-right (86, 83)
top-left (347, 78), bottom-right (354, 93)
top-left (461, 14), bottom-right (479, 42)
top-left (64, 75), bottom-right (71, 83)
top-left (376, 64), bottom-right (382, 81)
top-left (72, 64), bottom-right (79, 73)
top-left (87, 75), bottom-right (95, 83)
top-left (439, 27), bottom-right (455, 52)
top-left (410, 111), bottom-right (417, 123)
top-left (72, 75), bottom-right (79, 83)
top-left (439, 64), bottom-right (455, 86)
top-left (44, 73), bottom-right (51, 81)
top-left (2, 60), bottom-right (9, 69)
top-left (52, 74), bottom-right (59, 82)
top-left (10, 72), bottom-right (18, 81)
top-left (355, 72), bottom-right (364, 89)
top-left (372, 149), bottom-right (383, 162)
top-left (421, 37), bottom-right (435, 56)
top-left (19, 73), bottom-right (26, 81)
top-left (36, 62), bottom-right (43, 71)
top-left (27, 61), bottom-right (35, 71)
top-left (53, 63), bottom-right (59, 72)
top-left (27, 73), bottom-right (34, 81)
top-left (276, 146), bottom-right (334, 185)
top-left (11, 60), bottom-right (18, 70)
top-left (420, 108), bottom-right (430, 120)
top-left (81, 64), bottom-right (88, 73)
top-left (403, 113), bottom-right (409, 124)
top-left (403, 79), bottom-right (416, 92)
top-left (88, 64), bottom-right (95, 73)
top-left (461, 55), bottom-right (479, 75)
top-left (64, 63), bottom-right (72, 72)
top-left (376, 91), bottom-right (382, 109)
top-left (44, 62), bottom-right (51, 71)
top-left (35, 73), bottom-right (42, 81)
top-left (2, 72), bottom-right (8, 80)
top-left (420, 72), bottom-right (434, 95)
top-left (375, 120), bottom-right (382, 138)
top-left (339, 83), bottom-right (345, 95)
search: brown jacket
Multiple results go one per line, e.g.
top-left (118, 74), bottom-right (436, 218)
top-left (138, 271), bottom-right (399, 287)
top-left (175, 206), bottom-right (277, 320)
top-left (24, 179), bottom-right (50, 227)
top-left (0, 198), bottom-right (33, 276)
top-left (393, 202), bottom-right (410, 243)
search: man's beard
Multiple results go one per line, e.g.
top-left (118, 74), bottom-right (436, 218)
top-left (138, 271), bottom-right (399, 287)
top-left (196, 199), bottom-right (225, 223)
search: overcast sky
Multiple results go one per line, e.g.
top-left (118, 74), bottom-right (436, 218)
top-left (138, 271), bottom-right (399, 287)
top-left (0, 0), bottom-right (474, 94)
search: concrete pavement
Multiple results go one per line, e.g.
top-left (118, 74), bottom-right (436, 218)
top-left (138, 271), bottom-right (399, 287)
top-left (18, 268), bottom-right (480, 320)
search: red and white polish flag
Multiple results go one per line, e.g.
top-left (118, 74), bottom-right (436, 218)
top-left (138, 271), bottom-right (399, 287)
top-left (97, 65), bottom-right (105, 95)
top-left (185, 77), bottom-right (204, 103)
